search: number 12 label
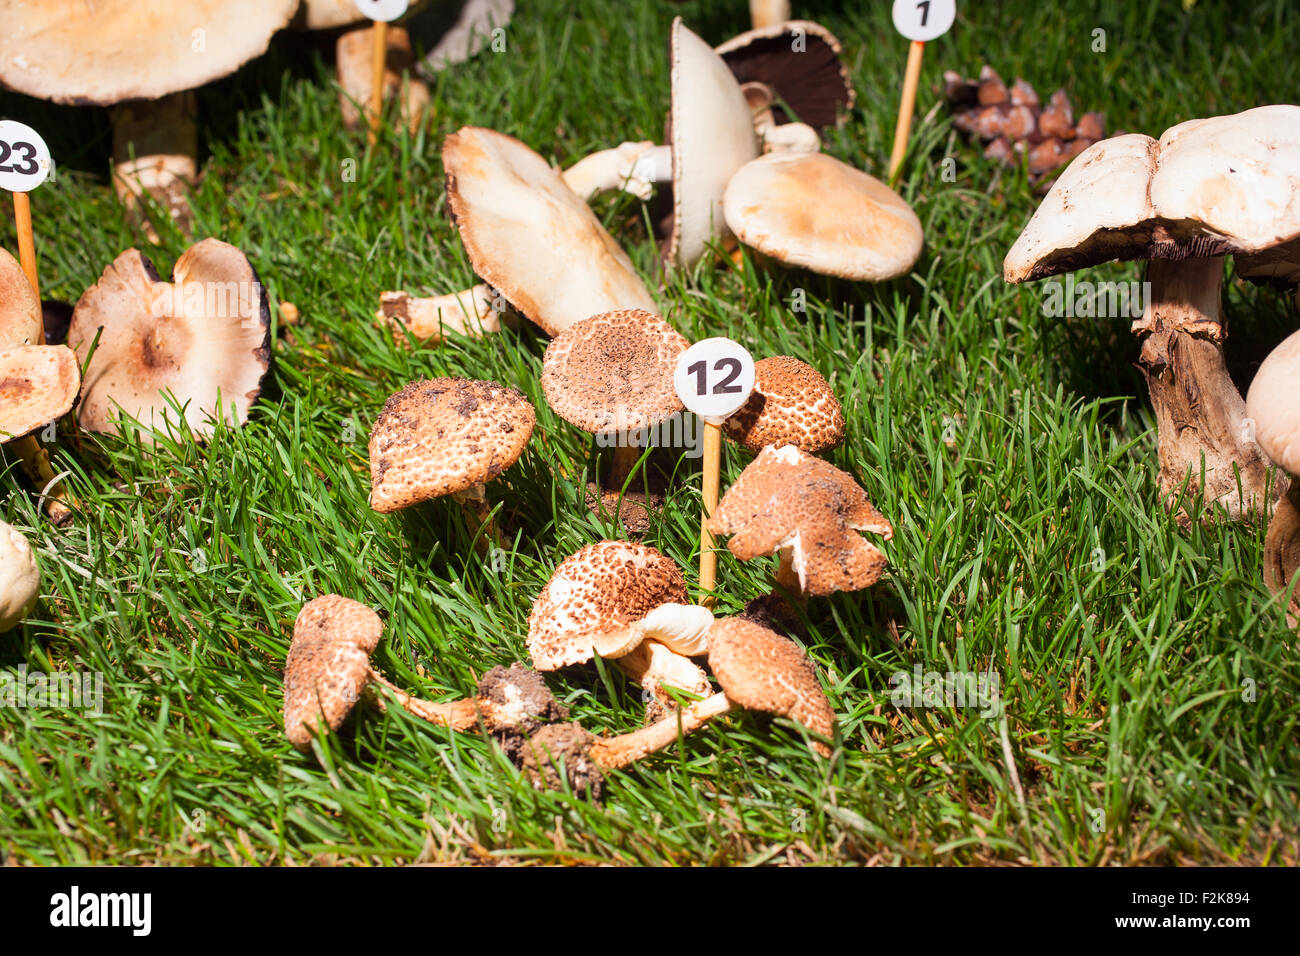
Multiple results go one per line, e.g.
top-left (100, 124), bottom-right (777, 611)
top-left (674, 337), bottom-right (756, 422)
top-left (892, 0), bottom-right (956, 42)
top-left (0, 121), bottom-right (52, 193)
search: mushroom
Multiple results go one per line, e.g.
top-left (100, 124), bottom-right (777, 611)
top-left (559, 18), bottom-right (760, 273)
top-left (0, 1), bottom-right (299, 241)
top-left (527, 541), bottom-right (713, 718)
top-left (518, 616), bottom-right (836, 793)
top-left (381, 126), bottom-right (657, 345)
top-left (284, 594), bottom-right (563, 751)
top-left (722, 151), bottom-right (924, 280)
top-left (709, 444), bottom-right (893, 599)
top-left (1246, 330), bottom-right (1300, 629)
top-left (541, 309), bottom-right (688, 492)
top-left (367, 377), bottom-right (534, 549)
top-left (714, 19), bottom-right (854, 145)
top-left (722, 356), bottom-right (845, 454)
top-left (1004, 105), bottom-right (1300, 520)
top-left (377, 285), bottom-right (502, 345)
top-left (1, 248), bottom-right (80, 523)
top-left (66, 239), bottom-right (270, 442)
top-left (0, 521), bottom-right (40, 633)
top-left (749, 0), bottom-right (792, 30)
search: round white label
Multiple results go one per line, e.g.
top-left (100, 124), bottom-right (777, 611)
top-left (353, 0), bottom-right (408, 22)
top-left (0, 121), bottom-right (51, 193)
top-left (674, 338), bottom-right (756, 423)
top-left (891, 0), bottom-right (956, 42)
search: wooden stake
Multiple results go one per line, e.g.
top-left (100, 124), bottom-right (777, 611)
top-left (368, 20), bottom-right (388, 146)
top-left (698, 420), bottom-right (722, 607)
top-left (888, 40), bottom-right (926, 183)
top-left (10, 189), bottom-right (74, 525)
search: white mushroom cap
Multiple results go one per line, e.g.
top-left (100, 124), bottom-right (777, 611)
top-left (666, 17), bottom-right (760, 271)
top-left (0, 346), bottom-right (81, 442)
top-left (1246, 329), bottom-right (1300, 476)
top-left (443, 127), bottom-right (657, 336)
top-left (1005, 106), bottom-right (1300, 283)
top-left (0, 248), bottom-right (41, 349)
top-left (723, 152), bottom-right (923, 280)
top-left (0, 521), bottom-right (40, 633)
top-left (0, 0), bottom-right (298, 105)
top-left (527, 541), bottom-right (689, 670)
top-left (67, 239), bottom-right (270, 442)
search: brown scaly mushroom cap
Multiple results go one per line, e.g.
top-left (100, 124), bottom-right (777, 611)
top-left (0, 248), bottom-right (41, 349)
top-left (709, 445), bottom-right (893, 596)
top-left (707, 616), bottom-right (835, 757)
top-left (0, 0), bottom-right (298, 105)
top-left (723, 356), bottom-right (845, 453)
top-left (527, 541), bottom-right (689, 670)
top-left (67, 239), bottom-right (270, 442)
top-left (443, 127), bottom-right (657, 337)
top-left (283, 595), bottom-right (384, 751)
top-left (723, 152), bottom-right (923, 281)
top-left (0, 346), bottom-right (81, 442)
top-left (367, 377), bottom-right (535, 513)
top-left (714, 20), bottom-right (855, 132)
top-left (541, 310), bottom-right (688, 437)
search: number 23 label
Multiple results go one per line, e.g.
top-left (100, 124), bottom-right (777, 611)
top-left (0, 121), bottom-right (52, 192)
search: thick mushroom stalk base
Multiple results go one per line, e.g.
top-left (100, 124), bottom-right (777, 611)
top-left (590, 692), bottom-right (733, 769)
top-left (112, 92), bottom-right (197, 243)
top-left (1133, 258), bottom-right (1275, 521)
top-left (1264, 479), bottom-right (1300, 629)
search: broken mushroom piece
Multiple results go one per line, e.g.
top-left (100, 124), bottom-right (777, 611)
top-left (1004, 105), bottom-right (1300, 520)
top-left (541, 309), bottom-right (688, 490)
top-left (67, 239), bottom-right (270, 442)
top-left (710, 445), bottom-right (893, 599)
top-left (518, 616), bottom-right (836, 792)
top-left (284, 595), bottom-right (564, 751)
top-left (0, 0), bottom-right (299, 241)
top-left (527, 541), bottom-right (713, 716)
top-left (715, 20), bottom-right (854, 142)
top-left (336, 24), bottom-right (430, 135)
top-left (723, 356), bottom-right (845, 454)
top-left (377, 285), bottom-right (502, 345)
top-left (437, 126), bottom-right (657, 339)
top-left (1246, 329), bottom-right (1300, 629)
top-left (0, 521), bottom-right (40, 633)
top-left (367, 377), bottom-right (534, 549)
top-left (724, 151), bottom-right (924, 280)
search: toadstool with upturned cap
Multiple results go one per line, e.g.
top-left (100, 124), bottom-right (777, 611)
top-left (723, 356), bottom-right (844, 454)
top-left (67, 239), bottom-right (270, 443)
top-left (1246, 329), bottom-right (1300, 629)
top-left (367, 377), bottom-right (534, 548)
top-left (284, 595), bottom-right (564, 751)
top-left (0, 521), bottom-right (40, 633)
top-left (1004, 105), bottom-right (1300, 520)
top-left (709, 444), bottom-right (893, 599)
top-left (723, 151), bottom-right (924, 281)
top-left (527, 541), bottom-right (713, 718)
top-left (518, 615), bottom-right (836, 793)
top-left (542, 309), bottom-right (688, 491)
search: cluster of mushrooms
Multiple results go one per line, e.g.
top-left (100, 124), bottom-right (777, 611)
top-left (0, 6), bottom-right (1297, 800)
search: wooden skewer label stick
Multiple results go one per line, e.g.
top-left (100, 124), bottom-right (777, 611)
top-left (674, 337), bottom-right (756, 608)
top-left (353, 0), bottom-right (409, 145)
top-left (888, 0), bottom-right (957, 183)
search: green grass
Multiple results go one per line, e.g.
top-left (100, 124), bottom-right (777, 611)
top-left (2, 0), bottom-right (1298, 865)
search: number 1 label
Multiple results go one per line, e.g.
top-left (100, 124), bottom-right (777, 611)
top-left (892, 0), bottom-right (956, 42)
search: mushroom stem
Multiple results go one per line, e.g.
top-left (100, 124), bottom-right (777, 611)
top-left (759, 121), bottom-right (822, 155)
top-left (588, 692), bottom-right (734, 769)
top-left (613, 638), bottom-right (712, 720)
top-left (562, 141), bottom-right (660, 201)
top-left (1134, 257), bottom-right (1276, 520)
top-left (608, 441), bottom-right (642, 489)
top-left (451, 484), bottom-right (503, 557)
top-left (112, 91), bottom-right (197, 242)
top-left (8, 436), bottom-right (73, 526)
top-left (749, 0), bottom-right (791, 29)
top-left (1264, 477), bottom-right (1300, 629)
top-left (367, 668), bottom-right (480, 730)
top-left (377, 285), bottom-right (502, 345)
